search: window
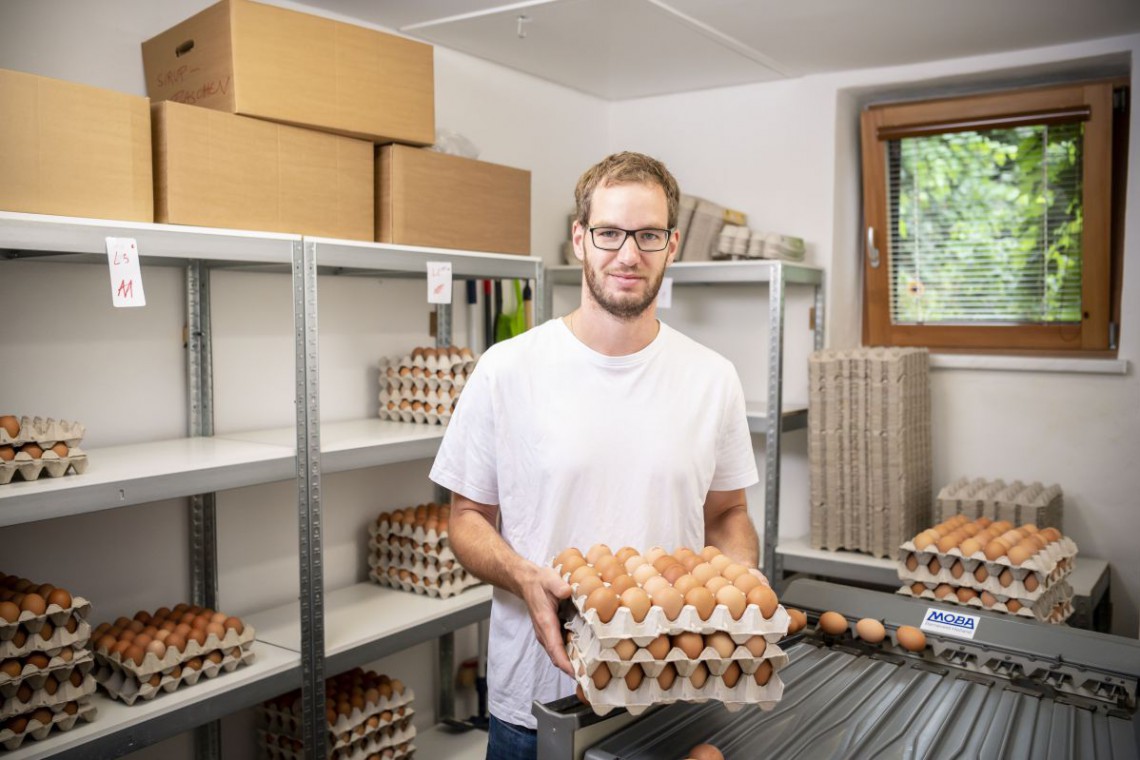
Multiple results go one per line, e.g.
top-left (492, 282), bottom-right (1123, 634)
top-left (860, 81), bottom-right (1126, 354)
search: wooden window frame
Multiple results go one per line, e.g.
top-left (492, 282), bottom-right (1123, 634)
top-left (860, 81), bottom-right (1117, 355)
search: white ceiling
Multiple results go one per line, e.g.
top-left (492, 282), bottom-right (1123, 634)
top-left (296, 0), bottom-right (1140, 100)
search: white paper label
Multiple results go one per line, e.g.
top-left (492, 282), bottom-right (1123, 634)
top-left (657, 276), bottom-right (673, 309)
top-left (427, 261), bottom-right (453, 305)
top-left (920, 607), bottom-right (980, 640)
top-left (106, 237), bottom-right (146, 307)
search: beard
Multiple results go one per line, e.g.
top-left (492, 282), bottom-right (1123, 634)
top-left (583, 257), bottom-right (667, 320)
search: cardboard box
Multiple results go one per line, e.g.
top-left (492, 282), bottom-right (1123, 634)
top-left (152, 101), bottom-right (373, 240)
top-left (377, 145), bottom-right (530, 255)
top-left (142, 0), bottom-right (434, 145)
top-left (0, 68), bottom-right (152, 222)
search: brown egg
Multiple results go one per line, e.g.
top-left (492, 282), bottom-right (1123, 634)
top-left (632, 564), bottom-right (659, 586)
top-left (95, 634), bottom-right (116, 652)
top-left (590, 665), bottom-right (611, 689)
top-left (650, 586), bottom-right (684, 621)
top-left (709, 554), bottom-right (733, 573)
top-left (733, 573), bottom-right (763, 595)
top-left (673, 632), bottom-right (704, 659)
top-left (681, 554), bottom-right (704, 572)
top-left (653, 555), bottom-right (680, 574)
top-left (910, 582), bottom-right (926, 596)
top-left (184, 657), bottom-right (203, 671)
top-left (575, 575), bottom-right (605, 599)
top-left (913, 531), bottom-right (938, 550)
top-left (598, 560), bottom-right (624, 584)
top-left (585, 587), bottom-right (620, 623)
top-left (786, 608), bottom-right (807, 634)
top-left (855, 618), bottom-right (886, 643)
top-left (700, 546), bottom-right (722, 561)
top-left (1008, 544), bottom-right (1035, 566)
top-left (905, 554), bottom-right (918, 572)
top-left (976, 517), bottom-right (993, 528)
top-left (614, 638), bottom-right (637, 661)
top-left (146, 640), bottom-right (167, 658)
top-left (642, 576), bottom-right (670, 596)
top-left (949, 561), bottom-right (965, 579)
top-left (691, 563), bottom-right (718, 586)
top-left (0, 601), bottom-right (19, 623)
top-left (934, 584), bottom-right (955, 600)
top-left (716, 585), bottom-right (747, 620)
top-left (111, 639), bottom-right (132, 657)
top-left (928, 557), bottom-right (942, 575)
top-left (19, 593), bottom-right (46, 615)
top-left (959, 539), bottom-right (982, 558)
top-left (609, 574), bottom-right (637, 596)
top-left (645, 635), bottom-right (670, 659)
top-left (624, 665), bottom-right (644, 691)
top-left (21, 443), bottom-right (44, 459)
top-left (166, 633), bottom-right (187, 653)
top-left (657, 663), bottom-right (677, 690)
top-left (188, 628), bottom-right (208, 646)
top-left (126, 645), bottom-right (146, 665)
top-left (980, 591), bottom-right (998, 608)
top-left (614, 547), bottom-right (640, 565)
top-left (210, 611), bottom-right (228, 625)
top-left (753, 659), bottom-right (774, 686)
top-left (721, 661), bottom-right (743, 688)
top-left (974, 565), bottom-right (989, 583)
top-left (984, 541), bottom-right (1007, 561)
top-left (620, 588), bottom-right (652, 622)
top-left (586, 544), bottom-right (612, 565)
top-left (956, 588), bottom-right (978, 603)
top-left (30, 708), bottom-right (53, 727)
top-left (206, 622), bottom-right (226, 639)
top-left (706, 631), bottom-right (735, 657)
top-left (687, 744), bottom-right (725, 760)
top-left (46, 588), bottom-right (72, 609)
top-left (935, 533), bottom-right (960, 553)
top-left (1024, 573), bottom-right (1040, 592)
top-left (896, 625), bottom-right (927, 652)
top-left (569, 565), bottom-right (599, 586)
top-left (644, 546), bottom-right (668, 564)
top-left (1040, 527), bottom-right (1062, 543)
top-left (662, 564), bottom-right (687, 584)
top-left (747, 586), bottom-right (779, 619)
top-left (689, 662), bottom-right (710, 688)
top-left (223, 617), bottom-right (244, 635)
top-left (818, 611), bottom-right (847, 635)
top-left (1, 660), bottom-right (22, 678)
top-left (672, 574), bottom-right (700, 596)
top-left (704, 576), bottom-right (730, 595)
top-left (1006, 599), bottom-right (1023, 613)
top-left (685, 587), bottom-right (716, 620)
top-left (206, 651), bottom-right (223, 665)
top-left (558, 555), bottom-right (587, 576)
top-left (998, 569), bottom-right (1014, 587)
top-left (133, 633), bottom-right (152, 648)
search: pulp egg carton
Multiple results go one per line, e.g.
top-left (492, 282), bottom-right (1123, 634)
top-left (370, 537), bottom-right (458, 566)
top-left (567, 636), bottom-right (785, 717)
top-left (897, 578), bottom-right (1074, 623)
top-left (1, 670), bottom-right (96, 719)
top-left (897, 533), bottom-right (1077, 582)
top-left (0, 449), bottom-right (90, 485)
top-left (384, 346), bottom-right (477, 374)
top-left (936, 477), bottom-right (1064, 528)
top-left (97, 646), bottom-right (256, 705)
top-left (371, 552), bottom-right (460, 582)
top-left (896, 554), bottom-right (1070, 602)
top-left (95, 623), bottom-right (256, 680)
top-left (0, 417), bottom-right (86, 448)
top-left (0, 649), bottom-right (94, 696)
top-left (568, 616), bottom-right (788, 680)
top-left (1, 613), bottom-right (91, 656)
top-left (372, 518), bottom-right (451, 549)
top-left (369, 565), bottom-right (481, 599)
top-left (0, 698), bottom-right (97, 751)
top-left (259, 719), bottom-right (416, 760)
top-left (261, 694), bottom-right (414, 745)
top-left (377, 397), bottom-right (454, 426)
top-left (567, 588), bottom-right (790, 648)
top-left (378, 385), bottom-right (461, 409)
top-left (380, 370), bottom-right (467, 395)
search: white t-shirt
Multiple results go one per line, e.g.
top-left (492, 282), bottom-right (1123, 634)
top-left (429, 318), bottom-right (759, 728)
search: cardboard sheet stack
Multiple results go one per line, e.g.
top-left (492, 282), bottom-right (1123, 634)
top-left (809, 348), bottom-right (932, 558)
top-left (0, 576), bottom-right (97, 751)
top-left (258, 667), bottom-right (415, 760)
top-left (377, 346), bottom-right (477, 426)
top-left (935, 477), bottom-right (1063, 529)
top-left (369, 503), bottom-right (482, 598)
top-left (896, 515), bottom-right (1075, 623)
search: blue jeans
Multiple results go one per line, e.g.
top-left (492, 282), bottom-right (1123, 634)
top-left (487, 714), bottom-right (537, 760)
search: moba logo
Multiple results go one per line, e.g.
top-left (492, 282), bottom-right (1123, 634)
top-left (925, 610), bottom-right (975, 629)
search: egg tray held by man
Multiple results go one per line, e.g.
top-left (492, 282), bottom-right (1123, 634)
top-left (0, 414), bottom-right (89, 485)
top-left (90, 605), bottom-right (255, 705)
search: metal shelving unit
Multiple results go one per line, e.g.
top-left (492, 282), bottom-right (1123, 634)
top-left (546, 261), bottom-right (825, 582)
top-left (0, 211), bottom-right (543, 759)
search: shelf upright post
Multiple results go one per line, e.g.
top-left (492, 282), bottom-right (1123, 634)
top-left (433, 298), bottom-right (458, 722)
top-left (294, 239), bottom-right (327, 759)
top-left (187, 260), bottom-right (221, 760)
top-left (763, 264), bottom-right (787, 583)
top-left (813, 276), bottom-right (826, 351)
top-left (533, 263), bottom-right (547, 326)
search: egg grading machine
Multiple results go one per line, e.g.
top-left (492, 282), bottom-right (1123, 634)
top-left (534, 578), bottom-right (1140, 759)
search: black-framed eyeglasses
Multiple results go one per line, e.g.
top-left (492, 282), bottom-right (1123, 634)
top-left (588, 226), bottom-right (673, 252)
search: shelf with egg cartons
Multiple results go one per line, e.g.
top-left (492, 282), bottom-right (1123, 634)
top-left (546, 261), bottom-right (825, 581)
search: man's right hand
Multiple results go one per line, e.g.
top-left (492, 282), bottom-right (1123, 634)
top-left (522, 563), bottom-right (574, 675)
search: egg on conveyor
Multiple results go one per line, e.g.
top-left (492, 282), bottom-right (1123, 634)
top-left (818, 611), bottom-right (847, 636)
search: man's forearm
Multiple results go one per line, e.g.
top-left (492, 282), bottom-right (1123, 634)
top-left (705, 504), bottom-right (759, 567)
top-left (449, 503), bottom-right (535, 596)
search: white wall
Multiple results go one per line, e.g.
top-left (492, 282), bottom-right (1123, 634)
top-left (0, 2), bottom-right (607, 759)
top-left (609, 35), bottom-right (1140, 637)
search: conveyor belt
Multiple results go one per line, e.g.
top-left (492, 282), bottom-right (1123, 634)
top-left (535, 579), bottom-right (1140, 760)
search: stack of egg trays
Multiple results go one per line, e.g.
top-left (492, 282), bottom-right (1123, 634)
top-left (0, 596), bottom-right (97, 750)
top-left (808, 349), bottom-right (931, 558)
top-left (0, 417), bottom-right (88, 485)
top-left (367, 517), bottom-right (482, 599)
top-left (94, 623), bottom-right (256, 705)
top-left (565, 591), bottom-right (790, 716)
top-left (896, 577), bottom-right (1074, 623)
top-left (258, 689), bottom-right (416, 760)
top-left (377, 346), bottom-right (477, 426)
top-left (936, 477), bottom-right (1064, 529)
top-left (895, 534), bottom-right (1077, 623)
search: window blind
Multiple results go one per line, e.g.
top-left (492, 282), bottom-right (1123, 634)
top-left (886, 122), bottom-right (1084, 325)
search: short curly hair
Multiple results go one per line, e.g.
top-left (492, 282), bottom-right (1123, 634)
top-left (574, 152), bottom-right (680, 229)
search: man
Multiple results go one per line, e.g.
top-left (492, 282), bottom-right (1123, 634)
top-left (429, 152), bottom-right (761, 760)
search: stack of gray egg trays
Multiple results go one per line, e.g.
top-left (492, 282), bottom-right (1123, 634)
top-left (936, 477), bottom-right (1063, 528)
top-left (377, 346), bottom-right (477, 426)
top-left (809, 348), bottom-right (932, 558)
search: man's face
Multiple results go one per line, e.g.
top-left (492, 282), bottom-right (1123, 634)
top-left (573, 182), bottom-right (677, 320)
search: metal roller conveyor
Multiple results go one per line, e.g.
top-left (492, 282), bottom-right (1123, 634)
top-left (534, 579), bottom-right (1140, 759)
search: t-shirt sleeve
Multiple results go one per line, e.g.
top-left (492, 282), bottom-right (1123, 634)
top-left (429, 358), bottom-right (500, 505)
top-left (710, 367), bottom-right (760, 492)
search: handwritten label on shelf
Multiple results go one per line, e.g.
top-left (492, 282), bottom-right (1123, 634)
top-left (105, 237), bottom-right (146, 308)
top-left (427, 261), bottom-right (453, 305)
top-left (657, 277), bottom-right (673, 309)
